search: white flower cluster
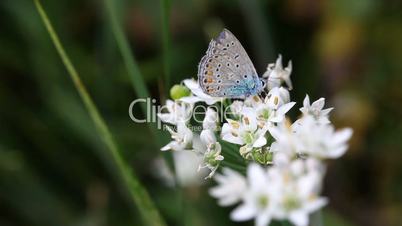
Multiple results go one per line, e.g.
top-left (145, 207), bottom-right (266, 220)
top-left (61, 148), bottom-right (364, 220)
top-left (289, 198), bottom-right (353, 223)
top-left (158, 91), bottom-right (224, 178)
top-left (211, 161), bottom-right (326, 226)
top-left (157, 55), bottom-right (353, 225)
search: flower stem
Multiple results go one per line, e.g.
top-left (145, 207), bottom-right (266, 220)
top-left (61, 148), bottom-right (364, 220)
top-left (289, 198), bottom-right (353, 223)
top-left (221, 160), bottom-right (247, 174)
top-left (33, 1), bottom-right (166, 226)
top-left (280, 220), bottom-right (294, 226)
top-left (220, 141), bottom-right (246, 163)
top-left (310, 210), bottom-right (323, 226)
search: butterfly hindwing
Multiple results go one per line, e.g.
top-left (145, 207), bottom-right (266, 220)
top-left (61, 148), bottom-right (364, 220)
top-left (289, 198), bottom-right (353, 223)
top-left (198, 29), bottom-right (260, 98)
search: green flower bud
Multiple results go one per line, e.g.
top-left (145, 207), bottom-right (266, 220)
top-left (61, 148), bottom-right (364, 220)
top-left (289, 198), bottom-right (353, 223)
top-left (170, 84), bottom-right (191, 100)
top-left (240, 146), bottom-right (253, 160)
top-left (252, 148), bottom-right (273, 165)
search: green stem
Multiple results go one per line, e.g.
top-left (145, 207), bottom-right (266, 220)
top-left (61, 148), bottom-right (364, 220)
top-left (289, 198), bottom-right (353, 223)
top-left (220, 141), bottom-right (245, 162)
top-left (103, 0), bottom-right (171, 149)
top-left (281, 221), bottom-right (294, 226)
top-left (221, 148), bottom-right (244, 165)
top-left (103, 0), bottom-right (150, 104)
top-left (33, 1), bottom-right (166, 226)
top-left (310, 210), bottom-right (323, 226)
top-left (160, 0), bottom-right (171, 89)
top-left (103, 0), bottom-right (175, 171)
top-left (221, 161), bottom-right (247, 174)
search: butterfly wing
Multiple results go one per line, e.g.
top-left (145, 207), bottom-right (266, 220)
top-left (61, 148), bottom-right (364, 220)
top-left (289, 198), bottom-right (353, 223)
top-left (198, 29), bottom-right (258, 98)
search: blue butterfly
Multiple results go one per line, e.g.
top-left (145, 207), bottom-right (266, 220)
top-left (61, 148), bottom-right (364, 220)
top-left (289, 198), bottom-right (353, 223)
top-left (198, 29), bottom-right (265, 98)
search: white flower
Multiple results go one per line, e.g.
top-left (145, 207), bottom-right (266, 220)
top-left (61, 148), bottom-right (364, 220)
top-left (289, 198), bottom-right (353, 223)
top-left (265, 87), bottom-right (291, 110)
top-left (211, 160), bottom-right (328, 226)
top-left (199, 141), bottom-right (224, 178)
top-left (180, 79), bottom-right (224, 105)
top-left (157, 99), bottom-right (193, 125)
top-left (198, 129), bottom-right (224, 178)
top-left (172, 148), bottom-right (207, 186)
top-left (230, 164), bottom-right (279, 226)
top-left (256, 88), bottom-right (295, 126)
top-left (263, 55), bottom-right (292, 90)
top-left (222, 107), bottom-right (267, 148)
top-left (230, 100), bottom-right (244, 117)
top-left (244, 95), bottom-right (264, 108)
top-left (272, 151), bottom-right (292, 167)
top-left (200, 129), bottom-right (216, 146)
top-left (273, 160), bottom-right (327, 226)
top-left (269, 121), bottom-right (302, 158)
top-left (294, 116), bottom-right (353, 159)
top-left (300, 95), bottom-right (333, 124)
top-left (161, 122), bottom-right (193, 151)
top-left (203, 107), bottom-right (219, 131)
top-left (209, 167), bottom-right (247, 206)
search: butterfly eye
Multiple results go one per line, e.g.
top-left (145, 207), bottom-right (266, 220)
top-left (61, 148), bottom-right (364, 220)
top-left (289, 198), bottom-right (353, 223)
top-left (216, 74), bottom-right (221, 78)
top-left (217, 86), bottom-right (221, 90)
top-left (208, 59), bottom-right (212, 62)
top-left (223, 47), bottom-right (227, 51)
top-left (226, 43), bottom-right (230, 47)
top-left (216, 68), bottom-right (219, 72)
top-left (243, 75), bottom-right (248, 79)
top-left (231, 42), bottom-right (235, 46)
top-left (234, 54), bottom-right (240, 59)
top-left (218, 80), bottom-right (222, 83)
top-left (218, 63), bottom-right (221, 67)
top-left (227, 63), bottom-right (230, 67)
top-left (236, 64), bottom-right (239, 68)
top-left (261, 80), bottom-right (266, 88)
top-left (236, 80), bottom-right (240, 84)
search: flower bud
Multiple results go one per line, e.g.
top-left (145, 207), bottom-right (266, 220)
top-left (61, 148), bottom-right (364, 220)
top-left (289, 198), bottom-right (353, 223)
top-left (170, 84), bottom-right (191, 100)
top-left (251, 148), bottom-right (273, 165)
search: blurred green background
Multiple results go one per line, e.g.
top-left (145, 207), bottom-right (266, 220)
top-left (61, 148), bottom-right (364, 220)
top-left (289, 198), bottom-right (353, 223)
top-left (1, 0), bottom-right (401, 225)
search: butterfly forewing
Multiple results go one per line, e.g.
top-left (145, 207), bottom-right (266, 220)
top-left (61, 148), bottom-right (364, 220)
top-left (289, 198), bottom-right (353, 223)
top-left (198, 29), bottom-right (258, 97)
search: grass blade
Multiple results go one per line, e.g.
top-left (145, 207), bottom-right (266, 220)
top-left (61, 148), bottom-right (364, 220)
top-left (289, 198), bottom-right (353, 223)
top-left (160, 0), bottom-right (172, 88)
top-left (103, 0), bottom-right (176, 175)
top-left (103, 0), bottom-right (151, 104)
top-left (33, 1), bottom-right (166, 226)
top-left (103, 0), bottom-right (167, 147)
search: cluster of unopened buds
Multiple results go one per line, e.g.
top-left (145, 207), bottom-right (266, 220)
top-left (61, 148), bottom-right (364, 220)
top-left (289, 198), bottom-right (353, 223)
top-left (157, 55), bottom-right (353, 226)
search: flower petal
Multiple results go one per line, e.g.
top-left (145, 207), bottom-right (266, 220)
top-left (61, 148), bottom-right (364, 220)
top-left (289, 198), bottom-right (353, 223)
top-left (256, 212), bottom-right (272, 226)
top-left (333, 128), bottom-right (353, 145)
top-left (311, 98), bottom-right (325, 110)
top-left (230, 204), bottom-right (256, 221)
top-left (289, 211), bottom-right (309, 226)
top-left (248, 164), bottom-right (267, 188)
top-left (253, 136), bottom-right (267, 148)
top-left (200, 129), bottom-right (216, 145)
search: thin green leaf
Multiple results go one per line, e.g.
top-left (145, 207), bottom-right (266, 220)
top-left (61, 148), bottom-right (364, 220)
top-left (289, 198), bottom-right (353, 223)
top-left (102, 0), bottom-right (166, 147)
top-left (160, 0), bottom-right (172, 88)
top-left (33, 1), bottom-right (166, 226)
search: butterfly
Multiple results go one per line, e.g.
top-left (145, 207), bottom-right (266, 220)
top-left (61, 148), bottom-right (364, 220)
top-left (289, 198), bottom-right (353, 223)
top-left (198, 29), bottom-right (265, 98)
